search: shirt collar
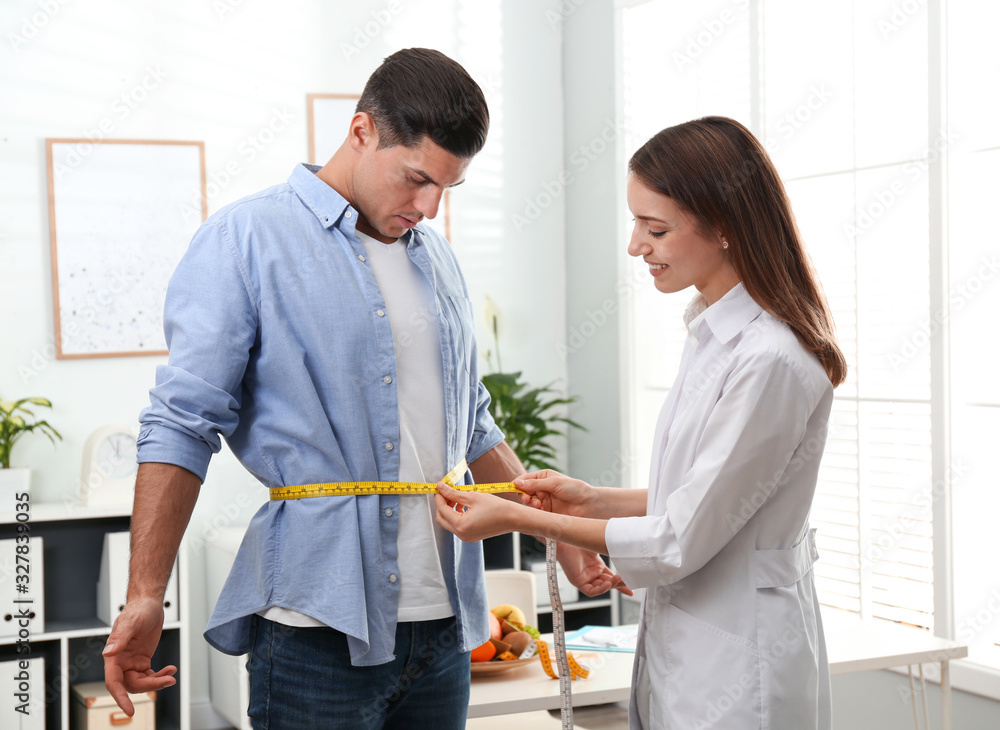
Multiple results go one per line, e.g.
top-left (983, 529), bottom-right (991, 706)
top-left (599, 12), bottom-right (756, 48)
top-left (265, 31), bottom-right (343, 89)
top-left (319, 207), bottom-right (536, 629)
top-left (683, 282), bottom-right (763, 344)
top-left (287, 163), bottom-right (414, 245)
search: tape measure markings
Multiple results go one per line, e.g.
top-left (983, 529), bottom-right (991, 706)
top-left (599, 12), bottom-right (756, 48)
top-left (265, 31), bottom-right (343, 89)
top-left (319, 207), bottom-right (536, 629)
top-left (268, 459), bottom-right (522, 501)
top-left (268, 458), bottom-right (591, 727)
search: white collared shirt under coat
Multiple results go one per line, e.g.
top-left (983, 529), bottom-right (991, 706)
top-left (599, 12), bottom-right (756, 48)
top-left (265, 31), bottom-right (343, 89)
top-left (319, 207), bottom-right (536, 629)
top-left (605, 283), bottom-right (834, 729)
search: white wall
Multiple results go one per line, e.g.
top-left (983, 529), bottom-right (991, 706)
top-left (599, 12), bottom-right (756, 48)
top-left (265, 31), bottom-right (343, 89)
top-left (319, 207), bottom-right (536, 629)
top-left (0, 0), bottom-right (566, 726)
top-left (561, 0), bottom-right (630, 489)
top-left (831, 670), bottom-right (1000, 729)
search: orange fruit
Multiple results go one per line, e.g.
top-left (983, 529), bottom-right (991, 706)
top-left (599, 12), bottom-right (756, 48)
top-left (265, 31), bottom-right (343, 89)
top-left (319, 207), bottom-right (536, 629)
top-left (471, 639), bottom-right (497, 662)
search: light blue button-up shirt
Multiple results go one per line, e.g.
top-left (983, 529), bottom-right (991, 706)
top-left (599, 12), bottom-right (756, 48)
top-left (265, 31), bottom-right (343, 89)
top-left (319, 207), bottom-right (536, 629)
top-left (137, 163), bottom-right (504, 664)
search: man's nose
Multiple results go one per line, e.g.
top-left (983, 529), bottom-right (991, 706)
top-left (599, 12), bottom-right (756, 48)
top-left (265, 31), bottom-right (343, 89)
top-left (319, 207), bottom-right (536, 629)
top-left (415, 187), bottom-right (443, 220)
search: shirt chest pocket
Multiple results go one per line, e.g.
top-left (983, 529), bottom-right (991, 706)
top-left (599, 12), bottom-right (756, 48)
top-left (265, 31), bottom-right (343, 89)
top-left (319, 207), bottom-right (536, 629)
top-left (440, 293), bottom-right (475, 373)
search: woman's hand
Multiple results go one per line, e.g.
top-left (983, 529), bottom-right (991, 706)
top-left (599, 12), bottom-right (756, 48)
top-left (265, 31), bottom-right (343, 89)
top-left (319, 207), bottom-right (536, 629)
top-left (514, 469), bottom-right (598, 518)
top-left (556, 542), bottom-right (633, 597)
top-left (435, 484), bottom-right (524, 542)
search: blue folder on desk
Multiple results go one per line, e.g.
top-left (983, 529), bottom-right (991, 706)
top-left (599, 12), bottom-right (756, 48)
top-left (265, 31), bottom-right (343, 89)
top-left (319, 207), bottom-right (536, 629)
top-left (565, 624), bottom-right (638, 652)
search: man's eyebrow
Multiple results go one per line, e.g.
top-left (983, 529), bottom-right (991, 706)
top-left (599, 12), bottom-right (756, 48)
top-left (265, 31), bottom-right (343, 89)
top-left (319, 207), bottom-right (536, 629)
top-left (410, 168), bottom-right (466, 188)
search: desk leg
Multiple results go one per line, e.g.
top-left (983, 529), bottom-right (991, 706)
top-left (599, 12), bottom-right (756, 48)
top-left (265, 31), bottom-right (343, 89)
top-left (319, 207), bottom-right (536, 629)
top-left (940, 660), bottom-right (951, 730)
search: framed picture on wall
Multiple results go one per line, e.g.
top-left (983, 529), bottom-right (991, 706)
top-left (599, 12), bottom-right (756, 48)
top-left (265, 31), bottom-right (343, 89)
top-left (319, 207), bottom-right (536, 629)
top-left (307, 92), bottom-right (359, 166)
top-left (307, 93), bottom-right (451, 241)
top-left (46, 138), bottom-right (207, 359)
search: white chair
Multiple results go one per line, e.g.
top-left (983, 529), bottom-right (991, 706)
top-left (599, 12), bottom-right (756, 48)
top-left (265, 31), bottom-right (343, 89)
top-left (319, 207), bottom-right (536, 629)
top-left (483, 568), bottom-right (537, 626)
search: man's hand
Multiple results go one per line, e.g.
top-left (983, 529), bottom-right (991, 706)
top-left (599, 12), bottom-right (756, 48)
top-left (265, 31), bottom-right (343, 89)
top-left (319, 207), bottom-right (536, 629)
top-left (555, 542), bottom-right (633, 598)
top-left (103, 596), bottom-right (177, 716)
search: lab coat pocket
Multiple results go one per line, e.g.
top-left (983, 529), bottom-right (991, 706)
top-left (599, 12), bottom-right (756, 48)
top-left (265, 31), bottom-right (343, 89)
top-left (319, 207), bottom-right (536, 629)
top-left (660, 603), bottom-right (761, 728)
top-left (755, 530), bottom-right (824, 730)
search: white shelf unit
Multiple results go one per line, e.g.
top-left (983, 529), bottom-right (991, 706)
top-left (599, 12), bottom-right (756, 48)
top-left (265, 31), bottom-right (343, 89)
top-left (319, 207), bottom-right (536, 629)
top-left (0, 502), bottom-right (190, 730)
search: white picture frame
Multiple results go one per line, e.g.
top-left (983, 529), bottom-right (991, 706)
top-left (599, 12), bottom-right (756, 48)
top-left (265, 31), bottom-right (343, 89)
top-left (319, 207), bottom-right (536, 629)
top-left (46, 138), bottom-right (207, 358)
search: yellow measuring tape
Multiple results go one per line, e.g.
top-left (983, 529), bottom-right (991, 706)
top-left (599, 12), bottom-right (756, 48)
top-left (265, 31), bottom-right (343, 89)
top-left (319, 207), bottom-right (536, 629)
top-left (268, 460), bottom-right (593, 704)
top-left (536, 637), bottom-right (590, 681)
top-left (268, 459), bottom-right (520, 501)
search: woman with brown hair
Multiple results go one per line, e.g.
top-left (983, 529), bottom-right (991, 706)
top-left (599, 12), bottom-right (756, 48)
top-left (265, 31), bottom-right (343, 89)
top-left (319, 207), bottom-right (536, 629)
top-left (436, 116), bottom-right (844, 729)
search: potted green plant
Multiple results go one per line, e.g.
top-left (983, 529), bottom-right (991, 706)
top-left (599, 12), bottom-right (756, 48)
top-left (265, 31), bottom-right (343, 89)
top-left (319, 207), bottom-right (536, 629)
top-left (479, 297), bottom-right (585, 471)
top-left (0, 396), bottom-right (62, 496)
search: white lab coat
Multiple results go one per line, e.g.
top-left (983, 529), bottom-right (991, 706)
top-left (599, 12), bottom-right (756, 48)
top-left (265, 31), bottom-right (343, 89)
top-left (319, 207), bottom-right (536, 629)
top-left (606, 283), bottom-right (833, 729)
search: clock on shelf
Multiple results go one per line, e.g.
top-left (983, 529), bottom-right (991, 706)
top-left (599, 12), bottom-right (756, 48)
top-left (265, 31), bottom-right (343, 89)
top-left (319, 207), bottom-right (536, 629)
top-left (79, 424), bottom-right (139, 507)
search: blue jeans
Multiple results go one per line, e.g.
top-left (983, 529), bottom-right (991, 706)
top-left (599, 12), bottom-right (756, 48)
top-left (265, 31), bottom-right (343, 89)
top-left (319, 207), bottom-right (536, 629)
top-left (246, 614), bottom-right (471, 729)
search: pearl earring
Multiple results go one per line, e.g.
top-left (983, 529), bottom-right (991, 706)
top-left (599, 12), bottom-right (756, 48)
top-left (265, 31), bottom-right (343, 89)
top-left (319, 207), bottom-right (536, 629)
top-left (722, 240), bottom-right (729, 249)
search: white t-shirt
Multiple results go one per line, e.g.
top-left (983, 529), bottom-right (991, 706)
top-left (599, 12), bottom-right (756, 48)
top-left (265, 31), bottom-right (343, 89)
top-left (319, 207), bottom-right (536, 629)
top-left (359, 230), bottom-right (453, 622)
top-left (261, 229), bottom-right (452, 628)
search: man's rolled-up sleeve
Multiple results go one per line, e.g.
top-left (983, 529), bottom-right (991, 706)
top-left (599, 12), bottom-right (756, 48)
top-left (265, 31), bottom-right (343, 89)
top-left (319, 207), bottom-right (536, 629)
top-left (137, 219), bottom-right (258, 482)
top-left (466, 379), bottom-right (504, 466)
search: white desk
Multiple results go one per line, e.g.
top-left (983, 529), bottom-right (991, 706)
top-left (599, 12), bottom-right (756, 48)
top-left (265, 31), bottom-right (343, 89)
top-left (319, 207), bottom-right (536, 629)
top-left (467, 645), bottom-right (633, 719)
top-left (823, 608), bottom-right (968, 730)
top-left (469, 612), bottom-right (969, 729)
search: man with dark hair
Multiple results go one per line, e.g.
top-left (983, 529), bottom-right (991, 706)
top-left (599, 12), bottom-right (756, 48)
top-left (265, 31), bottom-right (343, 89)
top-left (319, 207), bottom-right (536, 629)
top-left (102, 48), bottom-right (624, 728)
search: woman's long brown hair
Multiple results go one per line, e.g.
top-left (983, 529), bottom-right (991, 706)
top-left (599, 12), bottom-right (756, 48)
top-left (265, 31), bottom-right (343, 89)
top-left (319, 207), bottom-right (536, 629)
top-left (629, 116), bottom-right (847, 387)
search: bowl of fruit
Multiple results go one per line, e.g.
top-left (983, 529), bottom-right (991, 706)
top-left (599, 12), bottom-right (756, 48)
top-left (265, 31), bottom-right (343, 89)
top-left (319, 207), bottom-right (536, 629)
top-left (470, 604), bottom-right (542, 676)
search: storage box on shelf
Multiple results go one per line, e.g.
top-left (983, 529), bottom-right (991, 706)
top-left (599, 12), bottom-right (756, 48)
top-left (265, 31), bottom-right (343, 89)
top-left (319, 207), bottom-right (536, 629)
top-left (0, 502), bottom-right (189, 730)
top-left (70, 681), bottom-right (156, 730)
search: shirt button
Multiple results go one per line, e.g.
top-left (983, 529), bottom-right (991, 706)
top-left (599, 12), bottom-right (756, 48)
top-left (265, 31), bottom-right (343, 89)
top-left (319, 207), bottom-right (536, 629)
top-left (389, 574), bottom-right (397, 583)
top-left (346, 211), bottom-right (353, 218)
top-left (385, 442), bottom-right (394, 451)
top-left (384, 508), bottom-right (393, 517)
top-left (358, 254), bottom-right (366, 263)
top-left (383, 375), bottom-right (392, 384)
top-left (377, 309), bottom-right (385, 317)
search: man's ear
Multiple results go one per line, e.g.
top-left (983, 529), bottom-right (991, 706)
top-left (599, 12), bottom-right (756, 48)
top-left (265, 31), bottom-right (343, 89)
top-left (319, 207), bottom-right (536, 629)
top-left (347, 112), bottom-right (378, 153)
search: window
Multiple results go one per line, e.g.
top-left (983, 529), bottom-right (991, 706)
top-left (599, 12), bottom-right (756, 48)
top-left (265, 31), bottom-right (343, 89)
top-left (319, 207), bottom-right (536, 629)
top-left (620, 0), bottom-right (1000, 690)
